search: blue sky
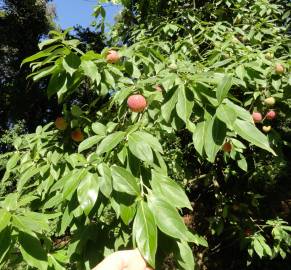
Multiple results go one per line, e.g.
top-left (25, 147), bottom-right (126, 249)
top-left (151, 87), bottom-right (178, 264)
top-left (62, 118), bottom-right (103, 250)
top-left (53, 0), bottom-right (121, 30)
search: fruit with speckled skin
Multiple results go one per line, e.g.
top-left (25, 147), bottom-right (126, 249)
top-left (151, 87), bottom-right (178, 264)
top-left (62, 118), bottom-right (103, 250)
top-left (127, 94), bottom-right (147, 113)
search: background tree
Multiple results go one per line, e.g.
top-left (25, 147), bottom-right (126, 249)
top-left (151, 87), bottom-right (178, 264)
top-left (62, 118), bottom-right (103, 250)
top-left (0, 0), bottom-right (58, 134)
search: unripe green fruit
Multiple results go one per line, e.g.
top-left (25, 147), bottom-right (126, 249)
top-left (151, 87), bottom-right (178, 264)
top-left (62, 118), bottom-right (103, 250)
top-left (127, 94), bottom-right (147, 112)
top-left (262, 125), bottom-right (272, 133)
top-left (264, 97), bottom-right (276, 106)
top-left (265, 52), bottom-right (273, 60)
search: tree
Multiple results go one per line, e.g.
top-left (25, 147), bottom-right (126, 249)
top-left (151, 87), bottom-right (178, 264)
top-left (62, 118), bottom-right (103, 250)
top-left (0, 0), bottom-right (57, 134)
top-left (0, 0), bottom-right (290, 269)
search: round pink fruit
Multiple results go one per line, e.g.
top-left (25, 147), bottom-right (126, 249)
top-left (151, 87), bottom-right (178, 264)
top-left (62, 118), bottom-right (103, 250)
top-left (252, 112), bottom-right (262, 123)
top-left (127, 94), bottom-right (147, 112)
top-left (266, 110), bottom-right (276, 120)
top-left (106, 50), bottom-right (120, 64)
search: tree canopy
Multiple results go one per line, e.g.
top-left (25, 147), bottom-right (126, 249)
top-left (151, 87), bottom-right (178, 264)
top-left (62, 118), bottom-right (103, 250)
top-left (0, 0), bottom-right (290, 269)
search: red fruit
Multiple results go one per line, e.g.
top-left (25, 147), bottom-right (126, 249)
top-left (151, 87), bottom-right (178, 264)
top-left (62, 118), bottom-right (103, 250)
top-left (252, 112), bottom-right (262, 123)
top-left (223, 142), bottom-right (232, 153)
top-left (127, 94), bottom-right (147, 113)
top-left (106, 50), bottom-right (120, 64)
top-left (71, 129), bottom-right (84, 142)
top-left (275, 63), bottom-right (284, 74)
top-left (55, 117), bottom-right (68, 131)
top-left (266, 110), bottom-right (276, 120)
top-left (244, 228), bottom-right (253, 237)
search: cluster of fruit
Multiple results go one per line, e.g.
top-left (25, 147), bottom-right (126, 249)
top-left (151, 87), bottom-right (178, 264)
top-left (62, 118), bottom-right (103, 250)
top-left (55, 117), bottom-right (84, 142)
top-left (252, 96), bottom-right (277, 133)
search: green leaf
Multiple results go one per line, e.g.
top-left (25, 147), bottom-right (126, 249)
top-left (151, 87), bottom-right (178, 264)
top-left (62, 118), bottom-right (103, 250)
top-left (162, 88), bottom-right (179, 122)
top-left (6, 152), bottom-right (20, 170)
top-left (111, 166), bottom-right (140, 195)
top-left (63, 169), bottom-right (87, 199)
top-left (48, 254), bottom-right (66, 270)
top-left (120, 203), bottom-right (136, 225)
top-left (81, 60), bottom-right (101, 84)
top-left (0, 210), bottom-right (11, 232)
top-left (176, 241), bottom-right (195, 270)
top-left (47, 71), bottom-right (67, 98)
top-left (43, 193), bottom-right (63, 209)
top-left (2, 193), bottom-right (18, 211)
top-left (216, 103), bottom-right (237, 127)
top-left (176, 86), bottom-right (193, 124)
top-left (204, 117), bottom-right (226, 162)
top-left (59, 206), bottom-right (73, 235)
top-left (148, 195), bottom-right (188, 241)
top-left (21, 45), bottom-right (61, 65)
top-left (133, 131), bottom-right (163, 153)
top-left (78, 135), bottom-right (104, 153)
top-left (233, 119), bottom-right (276, 155)
top-left (235, 65), bottom-right (245, 80)
top-left (32, 65), bottom-right (58, 81)
top-left (18, 231), bottom-right (48, 270)
top-left (62, 53), bottom-right (81, 76)
top-left (38, 38), bottom-right (60, 50)
top-left (104, 69), bottom-right (115, 86)
top-left (216, 75), bottom-right (232, 104)
top-left (253, 238), bottom-right (264, 258)
top-left (225, 99), bottom-right (252, 122)
top-left (97, 163), bottom-right (112, 198)
top-left (13, 213), bottom-right (50, 233)
top-left (187, 234), bottom-right (208, 247)
top-left (0, 227), bottom-right (11, 264)
top-left (151, 170), bottom-right (192, 209)
top-left (192, 121), bottom-right (207, 156)
top-left (77, 172), bottom-right (99, 215)
top-left (128, 133), bottom-right (153, 163)
top-left (133, 201), bottom-right (157, 267)
top-left (237, 157), bottom-right (248, 172)
top-left (92, 122), bottom-right (106, 136)
top-left (97, 131), bottom-right (125, 155)
top-left (18, 167), bottom-right (39, 192)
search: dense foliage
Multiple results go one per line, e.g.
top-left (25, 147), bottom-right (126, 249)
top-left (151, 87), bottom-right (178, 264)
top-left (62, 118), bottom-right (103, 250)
top-left (0, 0), bottom-right (290, 269)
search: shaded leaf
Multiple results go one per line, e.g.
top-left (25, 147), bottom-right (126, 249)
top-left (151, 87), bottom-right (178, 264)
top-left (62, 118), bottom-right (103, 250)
top-left (133, 201), bottom-right (157, 267)
top-left (148, 195), bottom-right (188, 241)
top-left (19, 232), bottom-right (48, 270)
top-left (111, 166), bottom-right (140, 195)
top-left (77, 172), bottom-right (99, 215)
top-left (233, 119), bottom-right (275, 155)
